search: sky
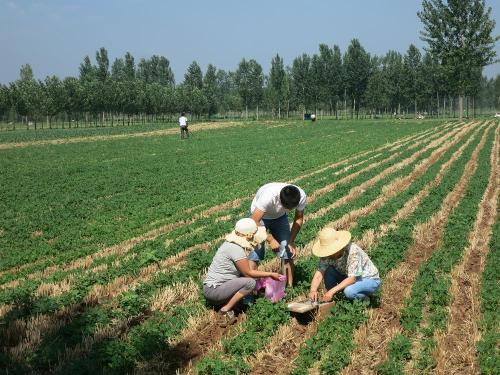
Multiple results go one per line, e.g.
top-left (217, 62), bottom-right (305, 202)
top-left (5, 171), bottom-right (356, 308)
top-left (1, 0), bottom-right (499, 84)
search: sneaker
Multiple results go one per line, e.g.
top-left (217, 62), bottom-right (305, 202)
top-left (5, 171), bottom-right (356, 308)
top-left (217, 309), bottom-right (236, 328)
top-left (242, 294), bottom-right (255, 306)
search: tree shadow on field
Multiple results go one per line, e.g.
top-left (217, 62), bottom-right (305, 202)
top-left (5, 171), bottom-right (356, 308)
top-left (0, 298), bottom-right (120, 374)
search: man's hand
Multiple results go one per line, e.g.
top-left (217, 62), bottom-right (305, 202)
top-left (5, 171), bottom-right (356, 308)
top-left (322, 290), bottom-right (335, 302)
top-left (309, 290), bottom-right (318, 302)
top-left (270, 238), bottom-right (280, 251)
top-left (288, 242), bottom-right (297, 259)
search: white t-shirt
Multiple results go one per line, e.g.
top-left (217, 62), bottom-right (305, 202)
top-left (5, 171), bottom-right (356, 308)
top-left (179, 116), bottom-right (188, 127)
top-left (250, 182), bottom-right (307, 220)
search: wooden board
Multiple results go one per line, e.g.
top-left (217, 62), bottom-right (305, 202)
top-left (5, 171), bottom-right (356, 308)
top-left (287, 300), bottom-right (335, 314)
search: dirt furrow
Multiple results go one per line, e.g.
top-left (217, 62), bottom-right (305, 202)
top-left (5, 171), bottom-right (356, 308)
top-left (339, 125), bottom-right (490, 374)
top-left (0, 121), bottom-right (243, 150)
top-left (433, 125), bottom-right (499, 375)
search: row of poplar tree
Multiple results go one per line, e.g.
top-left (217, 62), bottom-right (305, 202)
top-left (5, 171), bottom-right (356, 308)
top-left (0, 0), bottom-right (498, 127)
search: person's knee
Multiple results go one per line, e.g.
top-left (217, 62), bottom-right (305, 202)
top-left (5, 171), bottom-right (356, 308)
top-left (242, 278), bottom-right (256, 293)
top-left (344, 285), bottom-right (356, 300)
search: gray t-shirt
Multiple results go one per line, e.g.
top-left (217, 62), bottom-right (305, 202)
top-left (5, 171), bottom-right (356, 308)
top-left (204, 241), bottom-right (247, 287)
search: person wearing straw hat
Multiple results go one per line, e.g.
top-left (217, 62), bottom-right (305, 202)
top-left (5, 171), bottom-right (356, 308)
top-left (203, 218), bottom-right (284, 327)
top-left (249, 183), bottom-right (307, 287)
top-left (309, 227), bottom-right (380, 302)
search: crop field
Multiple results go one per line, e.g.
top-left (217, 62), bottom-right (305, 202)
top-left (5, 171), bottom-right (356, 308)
top-left (0, 118), bottom-right (498, 375)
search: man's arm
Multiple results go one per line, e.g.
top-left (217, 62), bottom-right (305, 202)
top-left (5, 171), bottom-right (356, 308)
top-left (251, 208), bottom-right (280, 250)
top-left (322, 276), bottom-right (356, 302)
top-left (287, 210), bottom-right (304, 258)
top-left (290, 210), bottom-right (304, 243)
top-left (309, 269), bottom-right (324, 301)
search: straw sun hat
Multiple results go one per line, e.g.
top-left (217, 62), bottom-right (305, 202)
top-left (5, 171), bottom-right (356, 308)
top-left (312, 227), bottom-right (352, 257)
top-left (225, 218), bottom-right (267, 250)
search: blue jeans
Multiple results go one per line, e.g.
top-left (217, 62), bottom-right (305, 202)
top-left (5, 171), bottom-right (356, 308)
top-left (248, 214), bottom-right (292, 262)
top-left (324, 266), bottom-right (380, 300)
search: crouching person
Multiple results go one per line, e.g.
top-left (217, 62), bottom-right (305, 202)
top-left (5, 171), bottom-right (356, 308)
top-left (309, 228), bottom-right (380, 303)
top-left (203, 218), bottom-right (283, 327)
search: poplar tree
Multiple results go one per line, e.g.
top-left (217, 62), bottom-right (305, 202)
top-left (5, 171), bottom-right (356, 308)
top-left (403, 44), bottom-right (423, 116)
top-left (203, 64), bottom-right (218, 118)
top-left (269, 54), bottom-right (285, 118)
top-left (418, 0), bottom-right (498, 119)
top-left (344, 39), bottom-right (370, 118)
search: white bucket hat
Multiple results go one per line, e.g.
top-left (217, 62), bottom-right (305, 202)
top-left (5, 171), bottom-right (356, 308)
top-left (225, 218), bottom-right (267, 250)
top-left (312, 227), bottom-right (351, 257)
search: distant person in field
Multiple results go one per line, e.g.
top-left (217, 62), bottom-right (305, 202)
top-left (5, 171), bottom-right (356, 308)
top-left (308, 227), bottom-right (380, 303)
top-left (203, 218), bottom-right (284, 327)
top-left (249, 183), bottom-right (307, 287)
top-left (179, 112), bottom-right (189, 139)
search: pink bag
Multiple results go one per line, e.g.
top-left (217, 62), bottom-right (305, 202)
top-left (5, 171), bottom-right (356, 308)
top-left (255, 275), bottom-right (286, 303)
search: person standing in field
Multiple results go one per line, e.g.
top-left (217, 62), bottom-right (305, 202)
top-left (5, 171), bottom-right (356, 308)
top-left (308, 227), bottom-right (380, 302)
top-left (179, 112), bottom-right (189, 139)
top-left (203, 218), bottom-right (284, 327)
top-left (249, 183), bottom-right (307, 287)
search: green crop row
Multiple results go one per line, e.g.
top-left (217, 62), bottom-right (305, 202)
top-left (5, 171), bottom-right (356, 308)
top-left (377, 126), bottom-right (494, 374)
top-left (288, 124), bottom-right (485, 374)
top-left (477, 184), bottom-right (500, 375)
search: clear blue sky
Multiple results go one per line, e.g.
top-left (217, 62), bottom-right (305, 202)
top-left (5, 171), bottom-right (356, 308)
top-left (1, 0), bottom-right (499, 84)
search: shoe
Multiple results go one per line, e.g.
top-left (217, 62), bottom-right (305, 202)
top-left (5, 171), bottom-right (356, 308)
top-left (217, 309), bottom-right (236, 327)
top-left (242, 294), bottom-right (255, 306)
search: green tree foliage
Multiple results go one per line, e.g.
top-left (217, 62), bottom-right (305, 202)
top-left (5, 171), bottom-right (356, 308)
top-left (418, 0), bottom-right (499, 119)
top-left (183, 61), bottom-right (203, 90)
top-left (0, 84), bottom-right (10, 120)
top-left (235, 58), bottom-right (263, 118)
top-left (79, 56), bottom-right (95, 81)
top-left (95, 47), bottom-right (110, 82)
top-left (403, 44), bottom-right (423, 116)
top-left (344, 39), bottom-right (371, 118)
top-left (291, 54), bottom-right (311, 114)
top-left (203, 64), bottom-right (219, 118)
top-left (384, 50), bottom-right (405, 115)
top-left (269, 54), bottom-right (285, 118)
top-left (366, 58), bottom-right (391, 114)
top-left (11, 64), bottom-right (42, 125)
top-left (137, 55), bottom-right (174, 86)
top-left (40, 76), bottom-right (65, 128)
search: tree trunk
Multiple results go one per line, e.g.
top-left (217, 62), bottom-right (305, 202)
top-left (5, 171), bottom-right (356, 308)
top-left (256, 105), bottom-right (259, 120)
top-left (458, 94), bottom-right (464, 120)
top-left (437, 92), bottom-right (440, 118)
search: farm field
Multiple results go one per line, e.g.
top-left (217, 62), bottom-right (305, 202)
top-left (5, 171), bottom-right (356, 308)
top-left (0, 118), bottom-right (498, 374)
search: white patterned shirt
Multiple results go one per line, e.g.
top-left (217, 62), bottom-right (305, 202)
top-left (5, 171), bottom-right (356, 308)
top-left (317, 242), bottom-right (379, 279)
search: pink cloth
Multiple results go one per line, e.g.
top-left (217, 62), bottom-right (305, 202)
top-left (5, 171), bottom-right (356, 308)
top-left (255, 275), bottom-right (286, 303)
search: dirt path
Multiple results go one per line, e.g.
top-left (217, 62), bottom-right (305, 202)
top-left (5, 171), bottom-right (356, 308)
top-left (339, 124), bottom-right (490, 374)
top-left (433, 125), bottom-right (499, 375)
top-left (0, 121), bottom-right (243, 150)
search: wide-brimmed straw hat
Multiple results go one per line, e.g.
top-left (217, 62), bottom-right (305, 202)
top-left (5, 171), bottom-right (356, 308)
top-left (312, 227), bottom-right (351, 257)
top-left (225, 218), bottom-right (267, 250)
